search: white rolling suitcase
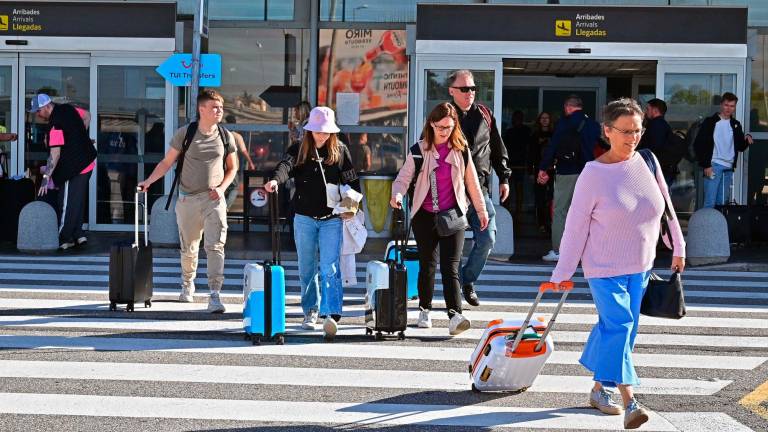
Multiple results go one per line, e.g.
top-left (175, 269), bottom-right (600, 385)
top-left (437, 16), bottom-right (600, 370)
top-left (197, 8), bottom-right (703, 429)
top-left (469, 281), bottom-right (573, 393)
top-left (364, 260), bottom-right (389, 330)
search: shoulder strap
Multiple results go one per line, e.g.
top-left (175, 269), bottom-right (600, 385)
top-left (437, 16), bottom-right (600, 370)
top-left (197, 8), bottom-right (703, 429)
top-left (476, 103), bottom-right (492, 129)
top-left (165, 122), bottom-right (198, 210)
top-left (407, 142), bottom-right (424, 198)
top-left (639, 148), bottom-right (673, 229)
top-left (576, 118), bottom-right (587, 133)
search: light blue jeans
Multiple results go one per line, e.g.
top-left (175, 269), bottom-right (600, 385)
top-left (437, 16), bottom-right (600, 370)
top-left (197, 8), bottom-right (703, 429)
top-left (461, 194), bottom-right (496, 285)
top-left (702, 163), bottom-right (734, 208)
top-left (580, 271), bottom-right (650, 387)
top-left (293, 214), bottom-right (343, 317)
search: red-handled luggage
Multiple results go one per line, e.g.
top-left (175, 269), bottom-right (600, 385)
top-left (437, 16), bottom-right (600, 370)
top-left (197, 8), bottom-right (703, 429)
top-left (469, 281), bottom-right (573, 393)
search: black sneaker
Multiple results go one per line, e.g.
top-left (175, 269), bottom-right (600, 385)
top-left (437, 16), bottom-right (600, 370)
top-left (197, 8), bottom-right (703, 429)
top-left (462, 283), bottom-right (480, 307)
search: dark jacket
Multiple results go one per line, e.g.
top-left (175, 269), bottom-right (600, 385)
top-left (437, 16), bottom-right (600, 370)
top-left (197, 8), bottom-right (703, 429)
top-left (503, 124), bottom-right (532, 169)
top-left (539, 110), bottom-right (601, 176)
top-left (450, 101), bottom-right (511, 194)
top-left (271, 142), bottom-right (360, 218)
top-left (49, 103), bottom-right (97, 185)
top-left (694, 113), bottom-right (748, 169)
top-left (639, 115), bottom-right (675, 174)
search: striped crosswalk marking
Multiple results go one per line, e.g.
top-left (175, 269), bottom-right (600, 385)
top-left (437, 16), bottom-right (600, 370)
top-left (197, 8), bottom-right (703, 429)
top-left (0, 254), bottom-right (763, 430)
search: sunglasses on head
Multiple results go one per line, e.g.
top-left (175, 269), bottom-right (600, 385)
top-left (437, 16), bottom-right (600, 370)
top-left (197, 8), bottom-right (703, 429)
top-left (451, 86), bottom-right (477, 93)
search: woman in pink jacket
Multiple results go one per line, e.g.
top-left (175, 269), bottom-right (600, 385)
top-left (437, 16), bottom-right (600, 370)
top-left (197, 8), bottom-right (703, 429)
top-left (390, 102), bottom-right (488, 336)
top-left (550, 98), bottom-right (686, 429)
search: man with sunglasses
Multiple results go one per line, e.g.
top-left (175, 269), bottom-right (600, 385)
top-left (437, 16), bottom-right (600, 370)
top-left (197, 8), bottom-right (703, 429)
top-left (447, 69), bottom-right (512, 307)
top-left (536, 95), bottom-right (601, 263)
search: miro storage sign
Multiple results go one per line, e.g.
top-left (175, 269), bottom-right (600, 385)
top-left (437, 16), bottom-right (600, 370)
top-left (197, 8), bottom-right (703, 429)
top-left (0, 2), bottom-right (175, 38)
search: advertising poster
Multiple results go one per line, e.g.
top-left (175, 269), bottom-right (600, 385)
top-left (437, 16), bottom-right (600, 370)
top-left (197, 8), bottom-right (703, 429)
top-left (318, 29), bottom-right (408, 124)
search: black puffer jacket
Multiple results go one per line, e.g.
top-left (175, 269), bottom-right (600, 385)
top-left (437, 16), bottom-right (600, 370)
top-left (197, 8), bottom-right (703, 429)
top-left (694, 113), bottom-right (748, 169)
top-left (451, 101), bottom-right (511, 194)
top-left (271, 142), bottom-right (360, 218)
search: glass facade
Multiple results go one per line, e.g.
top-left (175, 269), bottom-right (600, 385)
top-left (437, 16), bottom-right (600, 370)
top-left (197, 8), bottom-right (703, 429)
top-left (177, 0), bottom-right (294, 20)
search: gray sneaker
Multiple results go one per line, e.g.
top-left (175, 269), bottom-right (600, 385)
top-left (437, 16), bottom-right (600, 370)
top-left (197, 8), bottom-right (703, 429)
top-left (207, 292), bottom-right (226, 314)
top-left (302, 310), bottom-right (319, 330)
top-left (323, 316), bottom-right (338, 338)
top-left (624, 399), bottom-right (649, 429)
top-left (416, 308), bottom-right (432, 328)
top-left (448, 311), bottom-right (470, 335)
top-left (179, 286), bottom-right (195, 303)
top-left (589, 387), bottom-right (623, 415)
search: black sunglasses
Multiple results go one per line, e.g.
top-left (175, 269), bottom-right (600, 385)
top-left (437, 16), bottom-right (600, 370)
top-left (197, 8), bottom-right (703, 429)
top-left (451, 86), bottom-right (477, 93)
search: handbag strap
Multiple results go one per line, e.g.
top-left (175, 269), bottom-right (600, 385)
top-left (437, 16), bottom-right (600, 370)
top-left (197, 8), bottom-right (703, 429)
top-left (428, 168), bottom-right (440, 212)
top-left (314, 147), bottom-right (329, 186)
top-left (638, 149), bottom-right (674, 250)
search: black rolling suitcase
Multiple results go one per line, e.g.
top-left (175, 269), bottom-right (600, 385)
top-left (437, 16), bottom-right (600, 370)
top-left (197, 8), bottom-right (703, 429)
top-left (0, 177), bottom-right (35, 244)
top-left (109, 189), bottom-right (153, 312)
top-left (370, 208), bottom-right (408, 340)
top-left (715, 183), bottom-right (751, 245)
top-left (752, 205), bottom-right (768, 243)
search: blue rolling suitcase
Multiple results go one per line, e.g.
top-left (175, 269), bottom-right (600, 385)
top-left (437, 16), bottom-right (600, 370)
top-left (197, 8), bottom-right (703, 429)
top-left (243, 190), bottom-right (286, 345)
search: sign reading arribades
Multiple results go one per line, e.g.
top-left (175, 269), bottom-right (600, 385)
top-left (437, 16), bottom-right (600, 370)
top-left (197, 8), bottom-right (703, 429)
top-left (0, 2), bottom-right (175, 38)
top-left (417, 4), bottom-right (747, 45)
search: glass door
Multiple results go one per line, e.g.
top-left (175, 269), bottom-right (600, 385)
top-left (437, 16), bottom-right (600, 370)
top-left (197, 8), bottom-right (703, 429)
top-left (90, 57), bottom-right (171, 230)
top-left (0, 54), bottom-right (17, 177)
top-left (657, 60), bottom-right (745, 214)
top-left (17, 54), bottom-right (90, 185)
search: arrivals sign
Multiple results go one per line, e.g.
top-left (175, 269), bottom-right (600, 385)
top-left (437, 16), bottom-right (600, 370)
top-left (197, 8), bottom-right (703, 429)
top-left (0, 2), bottom-right (175, 38)
top-left (417, 5), bottom-right (747, 45)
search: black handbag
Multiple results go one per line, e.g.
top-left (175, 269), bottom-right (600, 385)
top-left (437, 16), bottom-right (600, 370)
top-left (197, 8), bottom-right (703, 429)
top-left (641, 271), bottom-right (686, 319)
top-left (435, 206), bottom-right (468, 237)
top-left (427, 166), bottom-right (467, 237)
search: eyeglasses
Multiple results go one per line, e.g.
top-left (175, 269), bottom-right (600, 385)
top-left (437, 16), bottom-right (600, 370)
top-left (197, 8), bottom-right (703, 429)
top-left (432, 123), bottom-right (454, 132)
top-left (451, 86), bottom-right (477, 93)
top-left (608, 126), bottom-right (645, 137)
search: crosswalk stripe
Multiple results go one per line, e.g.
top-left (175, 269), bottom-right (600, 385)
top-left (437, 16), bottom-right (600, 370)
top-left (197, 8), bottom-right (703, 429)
top-left (3, 288), bottom-right (767, 313)
top-left (2, 316), bottom-right (765, 348)
top-left (2, 298), bottom-right (765, 330)
top-left (1, 335), bottom-right (763, 370)
top-left (0, 360), bottom-right (732, 395)
top-left (0, 392), bottom-right (684, 430)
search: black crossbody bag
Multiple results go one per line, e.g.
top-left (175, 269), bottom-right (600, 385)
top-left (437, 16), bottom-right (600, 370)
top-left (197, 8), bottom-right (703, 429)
top-left (638, 149), bottom-right (686, 319)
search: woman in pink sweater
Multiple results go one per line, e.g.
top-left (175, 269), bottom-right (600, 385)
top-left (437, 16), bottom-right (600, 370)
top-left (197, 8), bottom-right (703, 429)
top-left (390, 102), bottom-right (488, 336)
top-left (550, 99), bottom-right (685, 429)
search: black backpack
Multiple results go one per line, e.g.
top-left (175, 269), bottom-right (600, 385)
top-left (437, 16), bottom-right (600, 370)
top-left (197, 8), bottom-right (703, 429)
top-left (555, 118), bottom-right (587, 163)
top-left (165, 122), bottom-right (234, 210)
top-left (658, 129), bottom-right (687, 174)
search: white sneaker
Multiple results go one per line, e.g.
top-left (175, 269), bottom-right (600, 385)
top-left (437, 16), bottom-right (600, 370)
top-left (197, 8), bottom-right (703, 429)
top-left (323, 316), bottom-right (338, 338)
top-left (178, 286), bottom-right (195, 303)
top-left (207, 292), bottom-right (226, 313)
top-left (542, 250), bottom-right (560, 262)
top-left (448, 312), bottom-right (471, 336)
top-left (416, 308), bottom-right (432, 328)
top-left (302, 310), bottom-right (319, 330)
top-left (59, 242), bottom-right (76, 251)
top-left (76, 236), bottom-right (88, 246)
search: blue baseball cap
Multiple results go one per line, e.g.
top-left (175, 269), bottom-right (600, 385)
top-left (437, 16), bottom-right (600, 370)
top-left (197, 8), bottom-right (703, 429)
top-left (29, 93), bottom-right (52, 113)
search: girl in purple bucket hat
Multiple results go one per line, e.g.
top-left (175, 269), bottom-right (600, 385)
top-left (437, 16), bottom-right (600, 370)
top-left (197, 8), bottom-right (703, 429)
top-left (265, 106), bottom-right (360, 341)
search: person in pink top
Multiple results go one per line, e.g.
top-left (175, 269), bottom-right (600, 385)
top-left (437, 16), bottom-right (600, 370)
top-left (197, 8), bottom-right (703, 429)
top-left (390, 102), bottom-right (488, 336)
top-left (549, 98), bottom-right (685, 429)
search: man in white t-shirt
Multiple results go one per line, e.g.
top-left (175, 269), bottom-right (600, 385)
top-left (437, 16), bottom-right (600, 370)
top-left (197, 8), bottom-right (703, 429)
top-left (694, 92), bottom-right (753, 208)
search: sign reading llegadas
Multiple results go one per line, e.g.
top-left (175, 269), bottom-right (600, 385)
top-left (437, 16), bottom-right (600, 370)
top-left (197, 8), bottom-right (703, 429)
top-left (417, 4), bottom-right (747, 45)
top-left (0, 2), bottom-right (175, 38)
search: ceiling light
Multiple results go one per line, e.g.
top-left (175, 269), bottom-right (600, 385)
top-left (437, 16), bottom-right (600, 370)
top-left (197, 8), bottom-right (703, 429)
top-left (616, 68), bottom-right (640, 72)
top-left (504, 67), bottom-right (525, 70)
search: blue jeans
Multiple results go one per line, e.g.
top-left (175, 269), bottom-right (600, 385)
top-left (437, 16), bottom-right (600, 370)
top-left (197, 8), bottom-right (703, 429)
top-left (461, 194), bottom-right (496, 285)
top-left (702, 163), bottom-right (733, 208)
top-left (580, 271), bottom-right (650, 387)
top-left (293, 214), bottom-right (343, 317)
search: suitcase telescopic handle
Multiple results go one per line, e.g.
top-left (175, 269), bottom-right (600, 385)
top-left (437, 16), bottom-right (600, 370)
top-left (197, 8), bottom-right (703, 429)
top-left (134, 187), bottom-right (149, 247)
top-left (269, 190), bottom-right (280, 265)
top-left (508, 281), bottom-right (573, 354)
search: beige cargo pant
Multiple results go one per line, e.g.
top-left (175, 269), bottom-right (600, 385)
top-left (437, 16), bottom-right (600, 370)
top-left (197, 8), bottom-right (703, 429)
top-left (175, 191), bottom-right (228, 293)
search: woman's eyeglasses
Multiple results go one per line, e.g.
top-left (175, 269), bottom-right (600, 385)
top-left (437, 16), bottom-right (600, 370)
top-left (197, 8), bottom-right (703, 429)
top-left (450, 86), bottom-right (477, 93)
top-left (609, 126), bottom-right (645, 137)
top-left (432, 124), bottom-right (454, 132)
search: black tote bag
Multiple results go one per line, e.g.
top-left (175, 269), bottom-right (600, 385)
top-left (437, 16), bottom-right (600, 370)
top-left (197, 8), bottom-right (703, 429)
top-left (641, 271), bottom-right (686, 319)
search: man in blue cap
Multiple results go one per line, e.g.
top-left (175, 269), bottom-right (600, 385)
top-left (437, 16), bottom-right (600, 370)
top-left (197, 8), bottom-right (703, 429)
top-left (31, 93), bottom-right (97, 250)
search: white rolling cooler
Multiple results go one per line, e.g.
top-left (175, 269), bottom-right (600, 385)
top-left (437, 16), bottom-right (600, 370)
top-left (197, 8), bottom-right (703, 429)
top-left (468, 280), bottom-right (574, 392)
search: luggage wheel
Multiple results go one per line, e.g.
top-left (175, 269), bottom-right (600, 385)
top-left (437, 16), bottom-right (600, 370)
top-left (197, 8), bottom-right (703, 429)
top-left (365, 328), bottom-right (373, 336)
top-left (109, 302), bottom-right (117, 312)
top-left (144, 300), bottom-right (152, 308)
top-left (397, 331), bottom-right (405, 340)
top-left (244, 333), bottom-right (251, 341)
top-left (374, 332), bottom-right (383, 341)
top-left (252, 337), bottom-right (261, 345)
top-left (126, 302), bottom-right (134, 312)
top-left (274, 335), bottom-right (285, 345)
top-left (510, 387), bottom-right (529, 395)
top-left (471, 383), bottom-right (480, 393)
